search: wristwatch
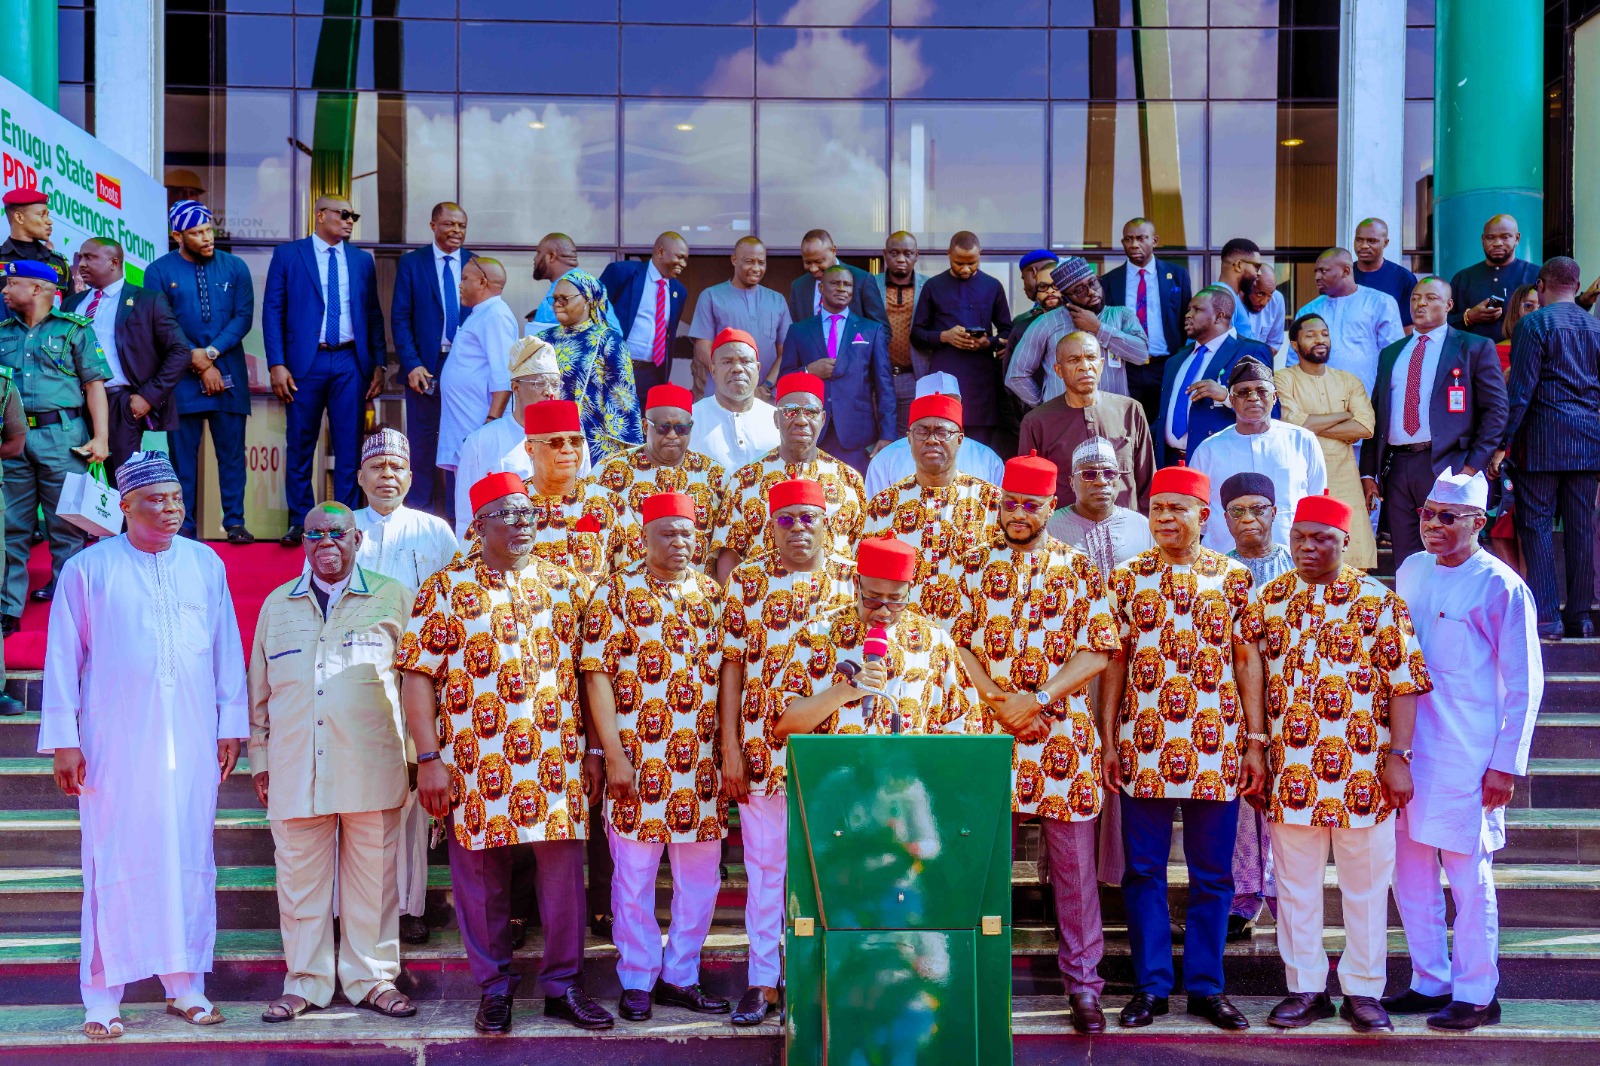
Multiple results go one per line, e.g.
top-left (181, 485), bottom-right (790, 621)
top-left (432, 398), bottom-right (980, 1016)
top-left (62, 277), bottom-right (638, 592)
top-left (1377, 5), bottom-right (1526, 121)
top-left (417, 751), bottom-right (442, 764)
top-left (586, 747), bottom-right (606, 758)
top-left (1390, 747), bottom-right (1414, 763)
top-left (1033, 689), bottom-right (1054, 707)
top-left (204, 345), bottom-right (219, 362)
top-left (1245, 732), bottom-right (1269, 746)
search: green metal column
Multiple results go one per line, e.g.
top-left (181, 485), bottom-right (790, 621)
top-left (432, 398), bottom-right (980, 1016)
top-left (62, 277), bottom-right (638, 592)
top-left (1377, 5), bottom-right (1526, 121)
top-left (1434, 0), bottom-right (1543, 275)
top-left (0, 0), bottom-right (58, 109)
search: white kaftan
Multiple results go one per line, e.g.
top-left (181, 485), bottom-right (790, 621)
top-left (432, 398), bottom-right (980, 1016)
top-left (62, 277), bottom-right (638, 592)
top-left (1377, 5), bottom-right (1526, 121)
top-left (1189, 420), bottom-right (1327, 550)
top-left (452, 412), bottom-right (592, 540)
top-left (437, 293), bottom-right (519, 471)
top-left (38, 535), bottom-right (248, 988)
top-left (355, 505), bottom-right (460, 594)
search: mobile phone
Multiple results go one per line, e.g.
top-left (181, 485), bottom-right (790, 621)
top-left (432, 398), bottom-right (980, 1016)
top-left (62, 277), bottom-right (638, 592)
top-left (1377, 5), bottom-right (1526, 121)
top-left (1486, 294), bottom-right (1506, 309)
top-left (963, 327), bottom-right (987, 338)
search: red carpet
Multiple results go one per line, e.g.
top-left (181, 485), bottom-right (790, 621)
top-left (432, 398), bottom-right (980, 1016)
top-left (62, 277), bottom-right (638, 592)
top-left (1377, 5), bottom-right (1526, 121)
top-left (6, 540), bottom-right (307, 671)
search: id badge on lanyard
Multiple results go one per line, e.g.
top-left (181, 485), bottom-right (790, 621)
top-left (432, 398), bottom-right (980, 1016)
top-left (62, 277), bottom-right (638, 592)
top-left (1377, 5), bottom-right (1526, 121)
top-left (1446, 367), bottom-right (1466, 414)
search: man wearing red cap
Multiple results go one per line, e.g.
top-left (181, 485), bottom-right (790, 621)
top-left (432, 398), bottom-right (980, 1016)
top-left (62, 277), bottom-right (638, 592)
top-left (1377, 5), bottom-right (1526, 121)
top-left (773, 536), bottom-right (977, 738)
top-left (1237, 490), bottom-right (1430, 1034)
top-left (690, 328), bottom-right (781, 476)
top-left (952, 451), bottom-right (1121, 1033)
top-left (516, 399), bottom-right (623, 580)
top-left (1098, 463), bottom-right (1266, 1031)
top-left (1, 187), bottom-right (68, 289)
top-left (396, 472), bottom-right (612, 1034)
top-left (718, 478), bottom-right (856, 1025)
top-left (717, 371), bottom-right (867, 580)
top-left (581, 493), bottom-right (730, 1022)
top-left (862, 392), bottom-right (1000, 630)
top-left (597, 383), bottom-right (726, 571)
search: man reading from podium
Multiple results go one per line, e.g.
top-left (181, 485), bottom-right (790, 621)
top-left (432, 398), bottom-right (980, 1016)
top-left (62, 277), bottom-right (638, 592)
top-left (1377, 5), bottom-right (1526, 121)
top-left (1098, 463), bottom-right (1267, 1032)
top-left (774, 536), bottom-right (976, 738)
top-left (952, 451), bottom-right (1121, 1034)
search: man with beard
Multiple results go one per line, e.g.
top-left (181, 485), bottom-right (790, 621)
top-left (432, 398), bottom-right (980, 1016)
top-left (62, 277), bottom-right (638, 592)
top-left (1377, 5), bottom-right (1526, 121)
top-left (1101, 219), bottom-right (1194, 427)
top-left (1217, 237), bottom-right (1267, 341)
top-left (910, 231), bottom-right (1014, 450)
top-left (517, 399), bottom-right (623, 582)
top-left (1293, 248), bottom-right (1404, 394)
top-left (719, 478), bottom-right (855, 1026)
top-left (873, 231), bottom-right (929, 435)
top-left (689, 329), bottom-right (781, 477)
top-left (527, 233), bottom-right (620, 330)
top-left (1007, 256), bottom-right (1149, 406)
top-left (953, 452), bottom-right (1119, 1034)
top-left (1275, 313), bottom-right (1376, 567)
top-left (688, 236), bottom-right (791, 397)
top-left (1447, 215), bottom-right (1540, 342)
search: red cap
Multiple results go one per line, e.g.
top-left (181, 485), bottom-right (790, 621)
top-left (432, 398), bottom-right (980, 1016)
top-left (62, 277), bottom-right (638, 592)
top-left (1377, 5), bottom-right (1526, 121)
top-left (642, 492), bottom-right (695, 525)
top-left (1149, 462), bottom-right (1210, 502)
top-left (857, 537), bottom-right (918, 582)
top-left (524, 400), bottom-right (580, 435)
top-left (470, 472), bottom-right (527, 514)
top-left (2, 188), bottom-right (47, 208)
top-left (908, 392), bottom-right (962, 428)
top-left (1003, 450), bottom-right (1057, 497)
top-left (712, 327), bottom-right (756, 351)
top-left (768, 479), bottom-right (826, 514)
top-left (573, 513), bottom-right (602, 534)
top-left (775, 372), bottom-right (825, 402)
top-left (1293, 489), bottom-right (1352, 533)
top-left (645, 383), bottom-right (694, 412)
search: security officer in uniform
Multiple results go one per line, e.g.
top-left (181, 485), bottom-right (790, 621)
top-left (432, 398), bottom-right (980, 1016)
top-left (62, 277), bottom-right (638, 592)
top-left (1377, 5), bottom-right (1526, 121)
top-left (0, 189), bottom-right (71, 288)
top-left (0, 261), bottom-right (110, 630)
top-left (0, 358), bottom-right (27, 714)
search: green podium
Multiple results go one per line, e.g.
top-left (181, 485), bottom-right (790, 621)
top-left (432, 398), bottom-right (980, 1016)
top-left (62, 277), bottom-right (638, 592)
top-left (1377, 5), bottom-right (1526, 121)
top-left (785, 734), bottom-right (1014, 1065)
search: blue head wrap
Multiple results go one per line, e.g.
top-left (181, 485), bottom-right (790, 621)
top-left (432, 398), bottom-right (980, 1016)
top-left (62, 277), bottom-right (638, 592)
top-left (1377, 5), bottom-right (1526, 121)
top-left (168, 200), bottom-right (213, 234)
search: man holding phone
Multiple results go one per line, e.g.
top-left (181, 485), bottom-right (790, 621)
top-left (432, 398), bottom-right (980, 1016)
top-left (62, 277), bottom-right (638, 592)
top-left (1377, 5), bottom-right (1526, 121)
top-left (1448, 215), bottom-right (1540, 343)
top-left (911, 231), bottom-right (1014, 452)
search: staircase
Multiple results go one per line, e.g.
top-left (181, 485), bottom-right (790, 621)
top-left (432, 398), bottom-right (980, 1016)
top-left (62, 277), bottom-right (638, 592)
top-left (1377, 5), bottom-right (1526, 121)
top-left (2, 640), bottom-right (1598, 1063)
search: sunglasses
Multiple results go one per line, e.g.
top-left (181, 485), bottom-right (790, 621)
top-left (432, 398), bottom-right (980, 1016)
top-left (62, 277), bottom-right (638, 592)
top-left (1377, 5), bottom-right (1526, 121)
top-left (1001, 499), bottom-right (1046, 513)
top-left (1417, 507), bottom-right (1481, 526)
top-left (774, 512), bottom-right (823, 529)
top-left (480, 507), bottom-right (536, 527)
top-left (322, 208), bottom-right (361, 222)
top-left (860, 594), bottom-right (911, 610)
top-left (778, 403), bottom-right (824, 421)
top-left (303, 528), bottom-right (351, 541)
top-left (1226, 504), bottom-right (1274, 520)
top-left (910, 427), bottom-right (960, 444)
top-left (646, 418), bottom-right (694, 436)
top-left (534, 435), bottom-right (585, 452)
top-left (1074, 468), bottom-right (1118, 483)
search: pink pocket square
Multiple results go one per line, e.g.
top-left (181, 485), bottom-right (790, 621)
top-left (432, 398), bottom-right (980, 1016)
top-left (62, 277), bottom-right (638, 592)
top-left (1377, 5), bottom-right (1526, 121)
top-left (852, 333), bottom-right (867, 343)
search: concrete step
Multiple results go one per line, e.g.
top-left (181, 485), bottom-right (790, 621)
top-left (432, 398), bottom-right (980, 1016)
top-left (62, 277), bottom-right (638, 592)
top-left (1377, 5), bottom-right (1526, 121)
top-left (1539, 638), bottom-right (1600, 674)
top-left (1531, 714), bottom-right (1600, 759)
top-left (1523, 759), bottom-right (1600, 808)
top-left (1542, 675), bottom-right (1600, 713)
top-left (0, 755), bottom-right (260, 809)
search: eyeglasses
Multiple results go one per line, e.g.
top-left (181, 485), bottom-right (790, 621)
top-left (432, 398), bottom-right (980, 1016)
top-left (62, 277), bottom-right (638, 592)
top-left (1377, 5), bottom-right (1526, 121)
top-left (1226, 504), bottom-right (1274, 520)
top-left (480, 507), bottom-right (536, 527)
top-left (909, 427), bottom-right (961, 444)
top-left (533, 435), bottom-right (584, 452)
top-left (1074, 468), bottom-right (1119, 483)
top-left (550, 294), bottom-right (582, 307)
top-left (1230, 386), bottom-right (1275, 402)
top-left (646, 418), bottom-right (694, 436)
top-left (303, 528), bottom-right (351, 542)
top-left (321, 209), bottom-right (361, 222)
top-left (774, 512), bottom-right (823, 529)
top-left (1417, 507), bottom-right (1481, 525)
top-left (778, 404), bottom-right (825, 422)
top-left (860, 594), bottom-right (911, 610)
top-left (1001, 499), bottom-right (1046, 514)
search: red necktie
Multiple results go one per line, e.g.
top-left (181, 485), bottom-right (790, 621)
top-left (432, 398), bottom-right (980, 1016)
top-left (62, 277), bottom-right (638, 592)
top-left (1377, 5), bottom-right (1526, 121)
top-left (1402, 333), bottom-right (1428, 436)
top-left (85, 288), bottom-right (104, 317)
top-left (1135, 269), bottom-right (1148, 334)
top-left (651, 279), bottom-right (668, 366)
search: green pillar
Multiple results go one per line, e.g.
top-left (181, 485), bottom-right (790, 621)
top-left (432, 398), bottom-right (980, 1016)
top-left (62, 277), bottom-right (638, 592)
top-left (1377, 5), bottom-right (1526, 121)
top-left (1434, 0), bottom-right (1543, 275)
top-left (0, 0), bottom-right (58, 109)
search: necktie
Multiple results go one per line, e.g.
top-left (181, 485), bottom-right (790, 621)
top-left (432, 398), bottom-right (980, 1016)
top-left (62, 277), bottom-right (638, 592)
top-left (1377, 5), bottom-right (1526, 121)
top-left (194, 261), bottom-right (212, 324)
top-left (85, 288), bottom-right (104, 318)
top-left (1136, 268), bottom-right (1148, 334)
top-left (442, 255), bottom-right (459, 344)
top-left (1403, 333), bottom-right (1428, 437)
top-left (1171, 344), bottom-right (1209, 442)
top-left (324, 246), bottom-right (341, 345)
top-left (826, 313), bottom-right (842, 359)
top-left (652, 278), bottom-right (668, 366)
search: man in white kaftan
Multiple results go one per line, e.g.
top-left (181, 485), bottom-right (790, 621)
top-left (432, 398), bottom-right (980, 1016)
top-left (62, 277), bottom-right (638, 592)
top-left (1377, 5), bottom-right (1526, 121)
top-left (436, 258), bottom-right (518, 473)
top-left (39, 451), bottom-right (247, 1037)
top-left (864, 373), bottom-right (1005, 497)
top-left (1386, 468), bottom-right (1543, 1031)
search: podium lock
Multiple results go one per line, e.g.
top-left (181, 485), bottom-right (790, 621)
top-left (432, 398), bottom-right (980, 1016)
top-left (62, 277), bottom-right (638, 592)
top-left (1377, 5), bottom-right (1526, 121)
top-left (794, 918), bottom-right (815, 937)
top-left (981, 915), bottom-right (1003, 936)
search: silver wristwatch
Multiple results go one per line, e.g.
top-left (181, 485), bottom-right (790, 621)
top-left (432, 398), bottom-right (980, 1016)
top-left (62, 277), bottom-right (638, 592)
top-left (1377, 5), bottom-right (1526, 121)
top-left (586, 747), bottom-right (606, 758)
top-left (1034, 689), bottom-right (1053, 707)
top-left (1390, 747), bottom-right (1414, 764)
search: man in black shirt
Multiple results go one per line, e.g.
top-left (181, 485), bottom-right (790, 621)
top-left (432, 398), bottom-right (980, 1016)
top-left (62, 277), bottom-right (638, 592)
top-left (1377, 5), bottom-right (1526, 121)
top-left (910, 231), bottom-right (1013, 453)
top-left (0, 189), bottom-right (69, 290)
top-left (1447, 214), bottom-right (1540, 342)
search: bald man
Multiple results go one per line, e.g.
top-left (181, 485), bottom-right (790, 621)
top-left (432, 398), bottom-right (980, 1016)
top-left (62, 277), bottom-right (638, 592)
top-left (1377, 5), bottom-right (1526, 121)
top-left (688, 235), bottom-right (791, 396)
top-left (437, 257), bottom-right (518, 492)
top-left (1447, 215), bottom-right (1541, 342)
top-left (1292, 247), bottom-right (1403, 394)
top-left (1351, 218), bottom-right (1417, 332)
top-left (528, 233), bottom-right (622, 331)
top-left (873, 231), bottom-right (929, 434)
top-left (601, 232), bottom-right (690, 394)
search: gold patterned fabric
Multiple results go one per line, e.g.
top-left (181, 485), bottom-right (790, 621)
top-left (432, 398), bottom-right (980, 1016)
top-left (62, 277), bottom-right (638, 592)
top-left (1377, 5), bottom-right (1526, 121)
top-left (717, 450), bottom-right (867, 562)
top-left (862, 474), bottom-right (1002, 629)
top-left (394, 554), bottom-right (593, 851)
top-left (953, 533), bottom-right (1122, 820)
top-left (1239, 566), bottom-right (1432, 829)
top-left (579, 563), bottom-right (728, 845)
top-left (594, 448), bottom-right (726, 570)
top-left (1109, 547), bottom-right (1255, 802)
top-left (720, 551), bottom-right (857, 797)
top-left (523, 479), bottom-right (625, 581)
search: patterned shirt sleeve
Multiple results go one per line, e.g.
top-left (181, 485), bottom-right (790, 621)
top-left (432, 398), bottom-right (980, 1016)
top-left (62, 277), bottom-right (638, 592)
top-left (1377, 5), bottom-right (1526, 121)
top-left (1381, 592), bottom-right (1433, 696)
top-left (1077, 554), bottom-right (1122, 653)
top-left (395, 569), bottom-right (452, 677)
top-left (578, 577), bottom-right (619, 673)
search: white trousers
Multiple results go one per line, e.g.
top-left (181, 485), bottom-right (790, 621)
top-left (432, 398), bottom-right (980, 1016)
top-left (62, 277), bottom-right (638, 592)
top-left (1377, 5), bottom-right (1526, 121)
top-left (81, 970), bottom-right (202, 1016)
top-left (739, 793), bottom-right (788, 988)
top-left (608, 827), bottom-right (721, 991)
top-left (1392, 810), bottom-right (1501, 1004)
top-left (1269, 818), bottom-right (1394, 998)
top-left (396, 789), bottom-right (430, 917)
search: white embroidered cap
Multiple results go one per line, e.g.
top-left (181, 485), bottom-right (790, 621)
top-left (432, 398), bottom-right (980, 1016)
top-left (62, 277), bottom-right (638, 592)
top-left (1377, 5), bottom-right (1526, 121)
top-left (1427, 466), bottom-right (1488, 510)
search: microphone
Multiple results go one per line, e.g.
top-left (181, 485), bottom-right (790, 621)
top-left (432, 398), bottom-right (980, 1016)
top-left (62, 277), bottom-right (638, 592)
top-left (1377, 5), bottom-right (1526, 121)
top-left (863, 626), bottom-right (892, 732)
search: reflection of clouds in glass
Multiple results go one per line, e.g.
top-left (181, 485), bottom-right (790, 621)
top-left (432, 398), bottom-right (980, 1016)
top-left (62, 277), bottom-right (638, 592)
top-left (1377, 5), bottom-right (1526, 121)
top-left (460, 101), bottom-right (616, 248)
top-left (623, 101), bottom-right (753, 246)
top-left (762, 0), bottom-right (898, 25)
top-left (395, 104), bottom-right (461, 244)
top-left (758, 103), bottom-right (887, 247)
top-left (707, 7), bottom-right (925, 98)
top-left (299, 95), bottom-right (457, 244)
top-left (892, 105), bottom-right (1045, 247)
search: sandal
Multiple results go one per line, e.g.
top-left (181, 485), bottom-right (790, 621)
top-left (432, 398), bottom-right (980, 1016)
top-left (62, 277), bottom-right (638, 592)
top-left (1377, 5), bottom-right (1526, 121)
top-left (357, 987), bottom-right (417, 1019)
top-left (166, 999), bottom-right (225, 1025)
top-left (260, 994), bottom-right (315, 1023)
top-left (82, 1017), bottom-right (124, 1039)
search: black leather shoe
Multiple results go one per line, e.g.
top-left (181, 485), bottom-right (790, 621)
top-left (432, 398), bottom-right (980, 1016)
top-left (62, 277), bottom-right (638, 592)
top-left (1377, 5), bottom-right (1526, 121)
top-left (654, 980), bottom-right (731, 1014)
top-left (1268, 991), bottom-right (1334, 1028)
top-left (226, 525), bottom-right (256, 545)
top-left (1068, 993), bottom-right (1106, 1034)
top-left (0, 615), bottom-right (19, 637)
top-left (1567, 616), bottom-right (1596, 639)
top-left (279, 525), bottom-right (304, 547)
top-left (29, 583), bottom-right (52, 603)
top-left (1341, 995), bottom-right (1394, 1032)
top-left (1538, 622), bottom-right (1564, 641)
top-left (545, 985), bottom-right (614, 1030)
top-left (398, 915), bottom-right (429, 945)
top-left (1187, 993), bottom-right (1250, 1031)
top-left (731, 986), bottom-right (779, 1026)
top-left (618, 989), bottom-right (652, 1021)
top-left (1427, 998), bottom-right (1501, 1031)
top-left (1379, 989), bottom-right (1452, 1014)
top-left (0, 692), bottom-right (23, 716)
top-left (474, 993), bottom-right (513, 1034)
top-left (1225, 914), bottom-right (1254, 942)
top-left (1118, 993), bottom-right (1169, 1028)
top-left (509, 918), bottom-right (528, 950)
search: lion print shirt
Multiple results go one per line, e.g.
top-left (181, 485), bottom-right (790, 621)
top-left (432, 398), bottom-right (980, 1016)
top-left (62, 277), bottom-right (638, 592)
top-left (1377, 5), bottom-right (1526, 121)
top-left (595, 447), bottom-right (726, 570)
top-left (1109, 547), bottom-right (1254, 803)
top-left (953, 533), bottom-right (1121, 821)
top-left (721, 552), bottom-right (857, 797)
top-left (774, 603), bottom-right (978, 736)
top-left (395, 553), bottom-right (593, 851)
top-left (1239, 566), bottom-right (1432, 829)
top-left (717, 449), bottom-right (867, 563)
top-left (579, 562), bottom-right (728, 845)
top-left (862, 474), bottom-right (1003, 629)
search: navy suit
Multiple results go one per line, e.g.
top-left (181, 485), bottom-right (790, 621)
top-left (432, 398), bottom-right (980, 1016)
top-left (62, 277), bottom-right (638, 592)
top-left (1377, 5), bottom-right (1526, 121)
top-left (1154, 333), bottom-right (1276, 467)
top-left (1101, 258), bottom-right (1193, 428)
top-left (788, 263), bottom-right (888, 328)
top-left (262, 237), bottom-right (387, 525)
top-left (599, 259), bottom-right (687, 395)
top-left (781, 311), bottom-right (894, 474)
top-left (391, 244), bottom-right (473, 513)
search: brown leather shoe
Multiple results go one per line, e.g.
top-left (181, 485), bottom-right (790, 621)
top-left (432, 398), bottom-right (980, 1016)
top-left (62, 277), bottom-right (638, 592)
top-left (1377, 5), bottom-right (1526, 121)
top-left (1068, 993), bottom-right (1105, 1034)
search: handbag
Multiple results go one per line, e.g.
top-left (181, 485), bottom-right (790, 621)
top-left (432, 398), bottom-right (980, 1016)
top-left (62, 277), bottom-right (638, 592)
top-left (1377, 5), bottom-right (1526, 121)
top-left (57, 461), bottom-right (124, 538)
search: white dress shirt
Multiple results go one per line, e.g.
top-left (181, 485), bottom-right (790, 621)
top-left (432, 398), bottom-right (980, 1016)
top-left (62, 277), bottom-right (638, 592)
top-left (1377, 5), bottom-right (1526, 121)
top-left (86, 278), bottom-right (127, 387)
top-left (624, 260), bottom-right (666, 365)
top-left (355, 504), bottom-right (460, 594)
top-left (311, 233), bottom-right (353, 345)
top-left (1163, 331), bottom-right (1233, 452)
top-left (1387, 324), bottom-right (1449, 446)
top-left (1189, 420), bottom-right (1329, 549)
top-left (1123, 261), bottom-right (1169, 357)
top-left (432, 243), bottom-right (461, 352)
top-left (689, 394), bottom-right (781, 476)
top-left (864, 437), bottom-right (1005, 498)
top-left (436, 294), bottom-right (519, 471)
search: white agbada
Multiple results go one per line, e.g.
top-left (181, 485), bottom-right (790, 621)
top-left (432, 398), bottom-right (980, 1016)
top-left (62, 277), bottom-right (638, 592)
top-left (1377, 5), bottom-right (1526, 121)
top-left (437, 293), bottom-right (519, 471)
top-left (688, 394), bottom-right (780, 477)
top-left (39, 535), bottom-right (248, 988)
top-left (451, 412), bottom-right (594, 540)
top-left (1290, 286), bottom-right (1404, 395)
top-left (355, 505), bottom-right (459, 595)
top-left (1189, 420), bottom-right (1327, 549)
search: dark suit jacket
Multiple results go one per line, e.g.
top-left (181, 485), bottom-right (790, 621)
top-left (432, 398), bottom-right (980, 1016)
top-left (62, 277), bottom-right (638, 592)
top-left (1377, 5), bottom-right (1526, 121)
top-left (1100, 258), bottom-right (1192, 358)
top-left (599, 259), bottom-right (688, 359)
top-left (62, 283), bottom-right (191, 432)
top-left (1361, 327), bottom-right (1508, 483)
top-left (1155, 333), bottom-right (1277, 467)
top-left (262, 237), bottom-right (387, 379)
top-left (391, 244), bottom-right (474, 376)
top-left (1500, 302), bottom-right (1600, 471)
top-left (781, 311), bottom-right (895, 450)
top-left (788, 263), bottom-right (888, 328)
